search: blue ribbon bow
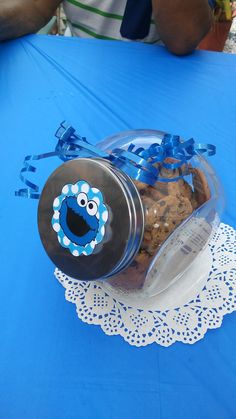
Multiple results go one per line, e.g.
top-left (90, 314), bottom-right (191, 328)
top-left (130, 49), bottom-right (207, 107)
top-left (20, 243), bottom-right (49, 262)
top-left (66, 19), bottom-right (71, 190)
top-left (15, 121), bottom-right (216, 199)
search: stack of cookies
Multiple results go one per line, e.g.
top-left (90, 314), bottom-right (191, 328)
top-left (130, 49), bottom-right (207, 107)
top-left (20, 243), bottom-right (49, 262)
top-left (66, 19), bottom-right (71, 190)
top-left (108, 166), bottom-right (211, 291)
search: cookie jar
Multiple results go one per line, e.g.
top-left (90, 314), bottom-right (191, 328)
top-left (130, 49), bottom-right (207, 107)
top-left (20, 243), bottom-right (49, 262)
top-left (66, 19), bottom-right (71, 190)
top-left (38, 128), bottom-right (224, 296)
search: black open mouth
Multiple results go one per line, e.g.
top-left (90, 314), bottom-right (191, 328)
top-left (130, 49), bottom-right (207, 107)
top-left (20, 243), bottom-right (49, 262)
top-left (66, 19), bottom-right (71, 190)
top-left (66, 206), bottom-right (91, 237)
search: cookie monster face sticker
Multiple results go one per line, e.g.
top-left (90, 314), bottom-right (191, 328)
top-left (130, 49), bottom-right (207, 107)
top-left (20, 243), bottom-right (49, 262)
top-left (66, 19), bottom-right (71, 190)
top-left (51, 181), bottom-right (108, 256)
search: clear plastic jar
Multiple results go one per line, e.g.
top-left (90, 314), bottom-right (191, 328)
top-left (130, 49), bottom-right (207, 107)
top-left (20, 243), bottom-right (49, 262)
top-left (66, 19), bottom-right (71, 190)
top-left (38, 129), bottom-right (224, 297)
top-left (98, 130), bottom-right (224, 295)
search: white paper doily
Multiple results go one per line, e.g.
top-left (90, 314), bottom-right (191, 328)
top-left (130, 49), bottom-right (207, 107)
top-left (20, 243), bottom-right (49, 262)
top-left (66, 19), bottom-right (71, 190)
top-left (55, 223), bottom-right (236, 347)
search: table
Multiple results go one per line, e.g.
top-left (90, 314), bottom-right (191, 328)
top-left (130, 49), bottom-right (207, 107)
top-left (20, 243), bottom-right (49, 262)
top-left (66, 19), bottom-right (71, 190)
top-left (0, 34), bottom-right (236, 419)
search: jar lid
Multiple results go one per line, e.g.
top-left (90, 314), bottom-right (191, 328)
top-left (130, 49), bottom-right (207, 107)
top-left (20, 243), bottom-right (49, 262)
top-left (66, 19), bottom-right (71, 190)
top-left (38, 158), bottom-right (144, 280)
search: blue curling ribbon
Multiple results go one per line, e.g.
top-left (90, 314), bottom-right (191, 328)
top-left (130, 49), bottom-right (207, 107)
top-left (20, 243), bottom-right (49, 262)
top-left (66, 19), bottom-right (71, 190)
top-left (112, 134), bottom-right (215, 185)
top-left (112, 149), bottom-right (159, 185)
top-left (15, 121), bottom-right (110, 199)
top-left (55, 121), bottom-right (109, 160)
top-left (15, 151), bottom-right (58, 199)
top-left (15, 122), bottom-right (216, 198)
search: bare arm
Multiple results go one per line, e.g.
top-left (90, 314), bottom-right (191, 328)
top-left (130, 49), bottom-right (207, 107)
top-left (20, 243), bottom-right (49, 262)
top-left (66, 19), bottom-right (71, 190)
top-left (0, 0), bottom-right (62, 41)
top-left (152, 0), bottom-right (213, 55)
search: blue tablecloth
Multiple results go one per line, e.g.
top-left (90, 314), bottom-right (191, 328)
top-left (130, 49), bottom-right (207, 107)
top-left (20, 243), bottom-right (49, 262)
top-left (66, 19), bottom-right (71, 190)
top-left (0, 35), bottom-right (236, 419)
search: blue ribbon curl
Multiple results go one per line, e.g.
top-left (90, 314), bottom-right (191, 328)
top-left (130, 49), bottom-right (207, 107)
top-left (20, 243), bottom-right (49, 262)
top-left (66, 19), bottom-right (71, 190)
top-left (15, 121), bottom-right (216, 198)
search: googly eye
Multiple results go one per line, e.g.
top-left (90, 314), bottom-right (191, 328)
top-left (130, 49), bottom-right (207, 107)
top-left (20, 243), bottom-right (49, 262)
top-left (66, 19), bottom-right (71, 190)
top-left (87, 200), bottom-right (98, 216)
top-left (77, 192), bottom-right (88, 207)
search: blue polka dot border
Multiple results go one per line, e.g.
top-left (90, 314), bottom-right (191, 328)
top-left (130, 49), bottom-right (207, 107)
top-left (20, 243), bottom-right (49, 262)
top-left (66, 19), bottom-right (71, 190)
top-left (51, 180), bottom-right (109, 256)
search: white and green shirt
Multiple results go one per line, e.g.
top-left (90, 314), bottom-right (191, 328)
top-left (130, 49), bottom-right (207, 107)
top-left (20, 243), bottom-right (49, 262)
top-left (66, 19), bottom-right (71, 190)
top-left (63, 0), bottom-right (161, 44)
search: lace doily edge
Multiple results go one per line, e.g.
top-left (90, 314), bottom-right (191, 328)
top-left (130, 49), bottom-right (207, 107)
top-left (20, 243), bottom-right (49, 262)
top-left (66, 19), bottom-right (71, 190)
top-left (70, 299), bottom-right (234, 347)
top-left (55, 222), bottom-right (236, 347)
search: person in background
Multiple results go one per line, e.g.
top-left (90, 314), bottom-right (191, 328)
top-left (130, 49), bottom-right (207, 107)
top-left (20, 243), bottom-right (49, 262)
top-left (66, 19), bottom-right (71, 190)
top-left (0, 0), bottom-right (215, 55)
